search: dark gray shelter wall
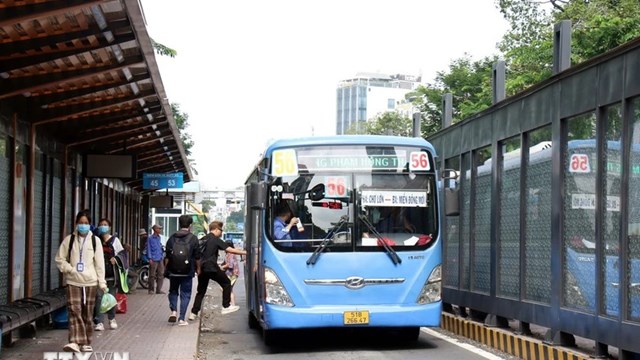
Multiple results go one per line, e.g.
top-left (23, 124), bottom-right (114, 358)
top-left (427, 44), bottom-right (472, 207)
top-left (429, 36), bottom-right (640, 355)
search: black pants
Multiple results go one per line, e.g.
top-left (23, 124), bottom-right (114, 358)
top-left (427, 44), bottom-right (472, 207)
top-left (191, 271), bottom-right (231, 315)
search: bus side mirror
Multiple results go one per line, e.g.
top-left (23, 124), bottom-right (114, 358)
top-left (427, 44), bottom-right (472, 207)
top-left (444, 188), bottom-right (459, 217)
top-left (441, 169), bottom-right (459, 180)
top-left (309, 183), bottom-right (325, 201)
top-left (249, 181), bottom-right (268, 210)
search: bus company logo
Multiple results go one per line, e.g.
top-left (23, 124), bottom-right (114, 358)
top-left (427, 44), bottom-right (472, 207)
top-left (43, 352), bottom-right (130, 360)
top-left (345, 276), bottom-right (366, 289)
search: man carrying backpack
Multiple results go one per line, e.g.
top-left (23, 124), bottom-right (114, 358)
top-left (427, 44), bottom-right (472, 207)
top-left (164, 215), bottom-right (201, 326)
top-left (188, 221), bottom-right (247, 319)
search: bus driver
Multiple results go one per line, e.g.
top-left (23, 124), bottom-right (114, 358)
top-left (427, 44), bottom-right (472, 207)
top-left (273, 204), bottom-right (301, 247)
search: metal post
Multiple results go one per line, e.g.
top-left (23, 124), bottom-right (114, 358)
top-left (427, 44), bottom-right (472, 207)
top-left (553, 20), bottom-right (572, 74)
top-left (492, 60), bottom-right (506, 104)
top-left (412, 112), bottom-right (421, 137)
top-left (442, 93), bottom-right (453, 128)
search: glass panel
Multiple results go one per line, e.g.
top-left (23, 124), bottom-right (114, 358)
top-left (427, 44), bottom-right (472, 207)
top-left (444, 156), bottom-right (460, 288)
top-left (473, 146), bottom-right (492, 294)
top-left (267, 145), bottom-right (438, 253)
top-left (603, 104), bottom-right (622, 317)
top-left (0, 135), bottom-right (10, 303)
top-left (563, 112), bottom-right (596, 312)
top-left (628, 98), bottom-right (640, 322)
top-left (524, 126), bottom-right (552, 303)
top-left (499, 137), bottom-right (521, 299)
top-left (461, 152), bottom-right (471, 290)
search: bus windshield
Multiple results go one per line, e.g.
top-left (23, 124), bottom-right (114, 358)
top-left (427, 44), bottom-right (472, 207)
top-left (267, 144), bottom-right (438, 252)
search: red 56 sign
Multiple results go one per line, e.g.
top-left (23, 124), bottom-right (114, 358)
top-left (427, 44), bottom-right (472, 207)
top-left (325, 176), bottom-right (348, 198)
top-left (409, 151), bottom-right (430, 171)
top-left (569, 154), bottom-right (591, 173)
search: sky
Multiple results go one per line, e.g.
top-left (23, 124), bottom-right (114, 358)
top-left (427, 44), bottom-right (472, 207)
top-left (138, 0), bottom-right (509, 190)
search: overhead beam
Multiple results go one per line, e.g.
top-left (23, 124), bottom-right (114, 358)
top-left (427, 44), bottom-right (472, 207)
top-left (78, 111), bottom-right (164, 137)
top-left (0, 19), bottom-right (130, 56)
top-left (105, 134), bottom-right (174, 154)
top-left (0, 55), bottom-right (144, 100)
top-left (137, 148), bottom-right (179, 162)
top-left (68, 119), bottom-right (169, 147)
top-left (0, 32), bottom-right (136, 73)
top-left (42, 108), bottom-right (153, 132)
top-left (34, 89), bottom-right (156, 125)
top-left (0, 0), bottom-right (109, 28)
top-left (32, 72), bottom-right (150, 108)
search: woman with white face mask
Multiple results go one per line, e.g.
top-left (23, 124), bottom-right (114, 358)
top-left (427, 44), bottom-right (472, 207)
top-left (92, 217), bottom-right (125, 332)
top-left (55, 210), bottom-right (107, 353)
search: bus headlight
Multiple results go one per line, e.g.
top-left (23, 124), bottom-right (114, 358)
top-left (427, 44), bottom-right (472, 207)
top-left (264, 268), bottom-right (294, 307)
top-left (416, 264), bottom-right (441, 304)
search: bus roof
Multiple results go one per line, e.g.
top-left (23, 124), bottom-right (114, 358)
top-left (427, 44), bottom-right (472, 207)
top-left (262, 135), bottom-right (436, 158)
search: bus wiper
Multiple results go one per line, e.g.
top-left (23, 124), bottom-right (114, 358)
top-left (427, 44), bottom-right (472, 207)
top-left (306, 215), bottom-right (349, 265)
top-left (358, 214), bottom-right (402, 265)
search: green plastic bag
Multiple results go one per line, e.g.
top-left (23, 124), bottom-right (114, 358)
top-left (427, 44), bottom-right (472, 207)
top-left (100, 293), bottom-right (117, 314)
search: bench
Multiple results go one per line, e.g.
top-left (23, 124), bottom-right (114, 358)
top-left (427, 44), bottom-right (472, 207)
top-left (0, 288), bottom-right (67, 347)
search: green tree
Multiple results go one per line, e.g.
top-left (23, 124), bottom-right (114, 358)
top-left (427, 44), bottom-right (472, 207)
top-left (201, 200), bottom-right (215, 213)
top-left (408, 54), bottom-right (497, 137)
top-left (171, 103), bottom-right (194, 157)
top-left (345, 112), bottom-right (413, 136)
top-left (225, 209), bottom-right (244, 231)
top-left (151, 38), bottom-right (177, 58)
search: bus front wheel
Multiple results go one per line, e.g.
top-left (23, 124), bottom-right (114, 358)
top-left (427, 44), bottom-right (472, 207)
top-left (248, 311), bottom-right (259, 330)
top-left (263, 328), bottom-right (277, 346)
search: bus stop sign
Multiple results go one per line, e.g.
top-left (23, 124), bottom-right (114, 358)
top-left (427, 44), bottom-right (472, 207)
top-left (143, 172), bottom-right (184, 189)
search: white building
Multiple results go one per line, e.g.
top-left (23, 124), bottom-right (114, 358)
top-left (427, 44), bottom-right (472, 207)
top-left (336, 73), bottom-right (422, 135)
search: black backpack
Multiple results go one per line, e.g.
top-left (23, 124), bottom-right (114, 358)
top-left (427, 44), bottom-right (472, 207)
top-left (67, 234), bottom-right (99, 262)
top-left (169, 235), bottom-right (193, 274)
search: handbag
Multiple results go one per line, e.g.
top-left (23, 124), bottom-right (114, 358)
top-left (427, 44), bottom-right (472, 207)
top-left (115, 292), bottom-right (128, 314)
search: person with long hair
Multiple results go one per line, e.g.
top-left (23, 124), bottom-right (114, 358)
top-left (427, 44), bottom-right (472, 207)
top-left (55, 210), bottom-right (107, 353)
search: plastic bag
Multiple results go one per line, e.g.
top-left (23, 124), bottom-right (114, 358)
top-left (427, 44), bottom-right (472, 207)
top-left (100, 293), bottom-right (117, 314)
top-left (116, 292), bottom-right (127, 314)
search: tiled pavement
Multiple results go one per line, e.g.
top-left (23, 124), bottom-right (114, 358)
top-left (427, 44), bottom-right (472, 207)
top-left (1, 279), bottom-right (200, 360)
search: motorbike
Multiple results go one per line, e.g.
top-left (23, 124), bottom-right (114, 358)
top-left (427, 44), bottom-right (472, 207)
top-left (131, 250), bottom-right (150, 289)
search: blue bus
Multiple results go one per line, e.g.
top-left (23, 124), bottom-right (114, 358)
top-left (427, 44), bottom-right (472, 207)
top-left (243, 135), bottom-right (448, 344)
top-left (476, 139), bottom-right (640, 318)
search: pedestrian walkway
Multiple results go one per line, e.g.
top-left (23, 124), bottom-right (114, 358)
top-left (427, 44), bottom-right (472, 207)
top-left (1, 279), bottom-right (200, 360)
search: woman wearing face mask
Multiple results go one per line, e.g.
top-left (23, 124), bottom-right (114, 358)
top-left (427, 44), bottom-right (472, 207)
top-left (92, 218), bottom-right (126, 332)
top-left (55, 210), bottom-right (107, 353)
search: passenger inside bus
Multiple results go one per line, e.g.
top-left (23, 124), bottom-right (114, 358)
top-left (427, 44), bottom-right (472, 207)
top-left (273, 203), bottom-right (303, 247)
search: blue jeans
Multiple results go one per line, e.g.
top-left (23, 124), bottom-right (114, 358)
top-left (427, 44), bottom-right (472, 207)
top-left (168, 276), bottom-right (193, 321)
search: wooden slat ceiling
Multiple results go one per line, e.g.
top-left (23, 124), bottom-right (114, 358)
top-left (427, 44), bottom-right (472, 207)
top-left (0, 0), bottom-right (192, 189)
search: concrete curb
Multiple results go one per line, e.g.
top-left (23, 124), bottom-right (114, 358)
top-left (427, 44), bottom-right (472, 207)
top-left (441, 313), bottom-right (588, 360)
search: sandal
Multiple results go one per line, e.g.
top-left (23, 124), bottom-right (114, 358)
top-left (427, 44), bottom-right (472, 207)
top-left (81, 345), bottom-right (93, 352)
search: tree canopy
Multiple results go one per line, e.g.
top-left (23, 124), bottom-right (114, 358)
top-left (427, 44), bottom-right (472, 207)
top-left (360, 0), bottom-right (640, 139)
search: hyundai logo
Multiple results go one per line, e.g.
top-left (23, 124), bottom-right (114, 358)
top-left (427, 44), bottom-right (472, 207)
top-left (344, 276), bottom-right (366, 289)
top-left (304, 277), bottom-right (405, 290)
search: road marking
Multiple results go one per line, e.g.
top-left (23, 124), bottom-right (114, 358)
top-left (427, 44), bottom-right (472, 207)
top-left (421, 327), bottom-right (506, 360)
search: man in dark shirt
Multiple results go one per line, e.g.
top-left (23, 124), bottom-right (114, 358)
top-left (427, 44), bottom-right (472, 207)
top-left (188, 221), bottom-right (246, 319)
top-left (164, 215), bottom-right (200, 326)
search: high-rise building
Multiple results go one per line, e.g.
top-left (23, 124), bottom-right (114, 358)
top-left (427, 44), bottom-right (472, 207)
top-left (335, 73), bottom-right (422, 135)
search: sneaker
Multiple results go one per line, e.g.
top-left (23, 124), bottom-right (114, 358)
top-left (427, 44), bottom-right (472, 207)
top-left (80, 345), bottom-right (93, 352)
top-left (63, 343), bottom-right (80, 352)
top-left (94, 323), bottom-right (104, 331)
top-left (168, 311), bottom-right (177, 323)
top-left (109, 319), bottom-right (118, 330)
top-left (221, 305), bottom-right (240, 315)
top-left (148, 291), bottom-right (154, 294)
top-left (188, 312), bottom-right (197, 321)
top-left (178, 320), bottom-right (188, 326)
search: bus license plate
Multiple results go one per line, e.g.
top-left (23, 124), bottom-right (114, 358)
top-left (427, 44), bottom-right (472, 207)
top-left (343, 310), bottom-right (369, 325)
